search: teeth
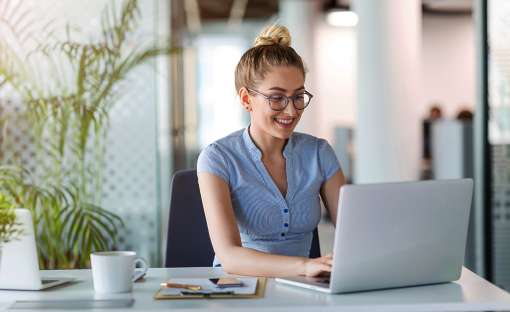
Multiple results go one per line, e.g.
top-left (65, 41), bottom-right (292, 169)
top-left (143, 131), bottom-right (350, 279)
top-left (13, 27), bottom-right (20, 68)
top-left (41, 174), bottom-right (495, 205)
top-left (276, 118), bottom-right (293, 125)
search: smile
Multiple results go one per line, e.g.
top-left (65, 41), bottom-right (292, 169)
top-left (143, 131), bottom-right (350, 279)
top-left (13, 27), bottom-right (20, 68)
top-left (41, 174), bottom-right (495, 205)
top-left (274, 118), bottom-right (295, 127)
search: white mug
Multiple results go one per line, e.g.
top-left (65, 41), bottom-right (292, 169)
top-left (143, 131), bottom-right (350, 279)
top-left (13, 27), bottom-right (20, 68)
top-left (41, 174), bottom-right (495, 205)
top-left (90, 251), bottom-right (148, 294)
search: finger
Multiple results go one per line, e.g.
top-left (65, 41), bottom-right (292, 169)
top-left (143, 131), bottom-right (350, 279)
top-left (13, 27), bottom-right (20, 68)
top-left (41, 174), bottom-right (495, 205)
top-left (318, 263), bottom-right (332, 272)
top-left (307, 264), bottom-right (331, 277)
top-left (313, 256), bottom-right (332, 266)
top-left (318, 271), bottom-right (331, 277)
top-left (322, 258), bottom-right (333, 266)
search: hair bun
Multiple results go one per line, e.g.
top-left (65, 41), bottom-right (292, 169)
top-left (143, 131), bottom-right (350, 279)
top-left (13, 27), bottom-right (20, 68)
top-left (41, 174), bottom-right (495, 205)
top-left (253, 24), bottom-right (291, 48)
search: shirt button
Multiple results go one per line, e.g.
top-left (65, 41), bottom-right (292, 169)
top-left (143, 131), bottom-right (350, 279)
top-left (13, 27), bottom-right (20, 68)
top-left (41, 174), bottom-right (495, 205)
top-left (283, 209), bottom-right (289, 213)
top-left (281, 233), bottom-right (285, 237)
top-left (284, 223), bottom-right (289, 227)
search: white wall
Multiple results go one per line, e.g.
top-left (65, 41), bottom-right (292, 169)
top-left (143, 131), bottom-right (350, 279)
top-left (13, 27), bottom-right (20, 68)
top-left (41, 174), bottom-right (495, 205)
top-left (314, 20), bottom-right (357, 142)
top-left (313, 12), bottom-right (475, 144)
top-left (422, 13), bottom-right (475, 118)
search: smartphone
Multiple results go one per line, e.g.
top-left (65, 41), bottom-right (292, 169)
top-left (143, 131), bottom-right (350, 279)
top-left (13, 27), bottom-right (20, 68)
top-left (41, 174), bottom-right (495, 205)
top-left (209, 277), bottom-right (244, 288)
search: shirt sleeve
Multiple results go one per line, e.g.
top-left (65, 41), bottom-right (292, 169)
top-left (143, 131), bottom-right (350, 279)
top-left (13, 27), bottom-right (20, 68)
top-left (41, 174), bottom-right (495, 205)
top-left (318, 139), bottom-right (341, 181)
top-left (196, 144), bottom-right (230, 184)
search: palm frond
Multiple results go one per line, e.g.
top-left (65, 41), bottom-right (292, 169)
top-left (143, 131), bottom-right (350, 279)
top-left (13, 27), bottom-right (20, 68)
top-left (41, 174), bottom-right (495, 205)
top-left (0, 0), bottom-right (176, 269)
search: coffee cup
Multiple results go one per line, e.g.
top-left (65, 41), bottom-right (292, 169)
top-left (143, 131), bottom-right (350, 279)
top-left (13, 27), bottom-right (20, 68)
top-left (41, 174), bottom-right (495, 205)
top-left (91, 251), bottom-right (148, 294)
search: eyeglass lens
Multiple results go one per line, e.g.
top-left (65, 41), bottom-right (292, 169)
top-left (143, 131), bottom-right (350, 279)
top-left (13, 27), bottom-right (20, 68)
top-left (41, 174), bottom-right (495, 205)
top-left (269, 93), bottom-right (311, 111)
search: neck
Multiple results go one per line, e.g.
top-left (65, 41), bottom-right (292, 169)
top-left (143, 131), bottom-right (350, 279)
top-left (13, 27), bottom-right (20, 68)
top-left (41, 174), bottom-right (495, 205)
top-left (248, 124), bottom-right (288, 158)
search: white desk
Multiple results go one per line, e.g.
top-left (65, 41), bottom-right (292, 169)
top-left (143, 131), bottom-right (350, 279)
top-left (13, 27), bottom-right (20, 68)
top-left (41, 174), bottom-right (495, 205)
top-left (1, 267), bottom-right (510, 311)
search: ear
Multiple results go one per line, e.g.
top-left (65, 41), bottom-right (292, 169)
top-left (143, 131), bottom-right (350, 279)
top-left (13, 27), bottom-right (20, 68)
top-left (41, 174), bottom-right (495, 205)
top-left (239, 87), bottom-right (252, 112)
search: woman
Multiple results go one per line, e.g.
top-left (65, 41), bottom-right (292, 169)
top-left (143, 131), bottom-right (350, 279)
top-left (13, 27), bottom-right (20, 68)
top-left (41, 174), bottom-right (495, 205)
top-left (197, 24), bottom-right (345, 277)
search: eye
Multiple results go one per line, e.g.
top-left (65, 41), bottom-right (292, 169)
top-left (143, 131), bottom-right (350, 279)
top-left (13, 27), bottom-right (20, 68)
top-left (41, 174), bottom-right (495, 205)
top-left (269, 95), bottom-right (285, 102)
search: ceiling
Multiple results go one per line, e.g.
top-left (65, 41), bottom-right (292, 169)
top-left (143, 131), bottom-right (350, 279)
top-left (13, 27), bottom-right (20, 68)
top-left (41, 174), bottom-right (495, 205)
top-left (198, 0), bottom-right (278, 20)
top-left (422, 0), bottom-right (473, 14)
top-left (173, 0), bottom-right (472, 32)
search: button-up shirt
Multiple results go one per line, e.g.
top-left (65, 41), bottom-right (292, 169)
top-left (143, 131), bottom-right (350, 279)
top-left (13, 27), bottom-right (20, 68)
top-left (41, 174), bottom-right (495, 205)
top-left (197, 127), bottom-right (341, 266)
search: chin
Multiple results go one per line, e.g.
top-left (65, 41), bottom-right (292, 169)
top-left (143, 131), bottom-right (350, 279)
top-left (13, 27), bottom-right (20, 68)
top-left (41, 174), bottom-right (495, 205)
top-left (271, 125), bottom-right (296, 140)
top-left (272, 132), bottom-right (292, 140)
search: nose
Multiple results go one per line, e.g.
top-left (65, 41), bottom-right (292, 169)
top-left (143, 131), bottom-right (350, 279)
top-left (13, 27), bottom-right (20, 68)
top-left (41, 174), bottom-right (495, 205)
top-left (282, 98), bottom-right (299, 116)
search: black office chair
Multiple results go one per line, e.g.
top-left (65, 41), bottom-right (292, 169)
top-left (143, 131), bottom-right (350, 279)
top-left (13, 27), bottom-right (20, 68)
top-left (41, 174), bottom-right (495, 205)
top-left (165, 169), bottom-right (321, 267)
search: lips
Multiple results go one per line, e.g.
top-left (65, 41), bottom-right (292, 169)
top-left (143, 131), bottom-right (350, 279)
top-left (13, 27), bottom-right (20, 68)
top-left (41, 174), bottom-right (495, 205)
top-left (274, 117), bottom-right (295, 128)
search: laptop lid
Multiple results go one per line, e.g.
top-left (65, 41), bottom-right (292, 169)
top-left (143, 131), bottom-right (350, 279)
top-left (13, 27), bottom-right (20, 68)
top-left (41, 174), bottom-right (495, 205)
top-left (0, 209), bottom-right (43, 290)
top-left (329, 178), bottom-right (473, 293)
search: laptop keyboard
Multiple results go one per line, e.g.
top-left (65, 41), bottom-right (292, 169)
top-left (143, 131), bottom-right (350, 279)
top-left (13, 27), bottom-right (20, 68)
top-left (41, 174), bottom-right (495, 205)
top-left (306, 276), bottom-right (330, 285)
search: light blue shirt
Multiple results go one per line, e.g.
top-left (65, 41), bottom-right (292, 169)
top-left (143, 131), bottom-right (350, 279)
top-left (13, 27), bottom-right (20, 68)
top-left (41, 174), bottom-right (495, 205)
top-left (196, 127), bottom-right (341, 266)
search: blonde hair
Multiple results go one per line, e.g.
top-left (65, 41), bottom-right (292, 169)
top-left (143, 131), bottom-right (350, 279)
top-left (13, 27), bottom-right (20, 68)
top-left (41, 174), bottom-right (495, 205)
top-left (234, 24), bottom-right (306, 92)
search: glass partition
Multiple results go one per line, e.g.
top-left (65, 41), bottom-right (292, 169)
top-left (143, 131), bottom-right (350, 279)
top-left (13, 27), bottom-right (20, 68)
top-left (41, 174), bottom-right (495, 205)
top-left (487, 0), bottom-right (510, 289)
top-left (0, 0), bottom-right (170, 267)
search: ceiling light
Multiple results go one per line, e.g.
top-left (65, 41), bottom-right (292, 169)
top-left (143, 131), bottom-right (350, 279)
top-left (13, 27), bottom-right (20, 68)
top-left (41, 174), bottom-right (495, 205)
top-left (326, 10), bottom-right (358, 27)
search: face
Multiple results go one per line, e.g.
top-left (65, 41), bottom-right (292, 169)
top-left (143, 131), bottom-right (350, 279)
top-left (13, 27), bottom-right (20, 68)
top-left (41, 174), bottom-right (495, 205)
top-left (240, 66), bottom-right (306, 140)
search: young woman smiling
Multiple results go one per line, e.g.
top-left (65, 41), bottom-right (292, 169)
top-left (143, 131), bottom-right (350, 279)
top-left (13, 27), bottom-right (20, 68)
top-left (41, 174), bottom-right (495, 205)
top-left (197, 25), bottom-right (345, 277)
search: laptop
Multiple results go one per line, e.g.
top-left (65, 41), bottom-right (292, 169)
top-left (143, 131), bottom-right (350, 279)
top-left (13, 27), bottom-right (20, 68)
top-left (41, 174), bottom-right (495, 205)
top-left (0, 209), bottom-right (74, 290)
top-left (276, 179), bottom-right (473, 294)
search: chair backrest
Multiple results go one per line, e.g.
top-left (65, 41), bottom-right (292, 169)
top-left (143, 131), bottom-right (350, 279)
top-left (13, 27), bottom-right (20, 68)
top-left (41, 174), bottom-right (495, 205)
top-left (166, 169), bottom-right (215, 267)
top-left (165, 169), bottom-right (321, 267)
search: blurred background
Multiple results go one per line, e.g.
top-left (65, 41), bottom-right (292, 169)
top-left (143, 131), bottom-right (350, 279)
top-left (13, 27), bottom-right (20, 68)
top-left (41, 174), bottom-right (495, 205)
top-left (0, 0), bottom-right (509, 291)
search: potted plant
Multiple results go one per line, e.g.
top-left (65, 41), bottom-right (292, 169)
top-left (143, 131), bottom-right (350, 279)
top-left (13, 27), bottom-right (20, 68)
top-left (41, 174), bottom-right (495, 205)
top-left (0, 0), bottom-right (176, 268)
top-left (0, 193), bottom-right (22, 265)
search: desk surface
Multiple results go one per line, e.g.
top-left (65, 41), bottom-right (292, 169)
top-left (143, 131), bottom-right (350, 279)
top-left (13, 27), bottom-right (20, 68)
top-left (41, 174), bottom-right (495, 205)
top-left (1, 267), bottom-right (510, 311)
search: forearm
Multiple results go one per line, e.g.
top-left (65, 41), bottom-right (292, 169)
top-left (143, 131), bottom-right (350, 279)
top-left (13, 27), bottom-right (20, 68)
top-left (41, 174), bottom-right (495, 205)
top-left (218, 246), bottom-right (306, 277)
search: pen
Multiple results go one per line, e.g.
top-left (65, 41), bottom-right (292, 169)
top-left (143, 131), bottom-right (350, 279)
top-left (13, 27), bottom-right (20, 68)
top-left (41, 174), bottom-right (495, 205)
top-left (181, 290), bottom-right (234, 296)
top-left (160, 282), bottom-right (202, 291)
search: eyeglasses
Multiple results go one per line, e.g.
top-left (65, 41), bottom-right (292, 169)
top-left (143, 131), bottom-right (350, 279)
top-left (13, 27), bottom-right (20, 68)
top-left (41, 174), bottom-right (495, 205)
top-left (247, 88), bottom-right (313, 111)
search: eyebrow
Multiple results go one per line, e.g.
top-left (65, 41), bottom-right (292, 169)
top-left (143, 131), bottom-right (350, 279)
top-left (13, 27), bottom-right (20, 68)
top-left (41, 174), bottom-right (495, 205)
top-left (268, 86), bottom-right (305, 92)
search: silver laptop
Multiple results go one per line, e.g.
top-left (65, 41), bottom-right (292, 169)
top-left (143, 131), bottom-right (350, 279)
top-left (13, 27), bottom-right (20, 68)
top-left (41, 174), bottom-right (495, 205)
top-left (0, 209), bottom-right (74, 290)
top-left (276, 179), bottom-right (473, 293)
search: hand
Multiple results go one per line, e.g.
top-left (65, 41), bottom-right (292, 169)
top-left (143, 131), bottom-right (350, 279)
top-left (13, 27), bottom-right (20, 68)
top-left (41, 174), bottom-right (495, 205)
top-left (303, 254), bottom-right (333, 277)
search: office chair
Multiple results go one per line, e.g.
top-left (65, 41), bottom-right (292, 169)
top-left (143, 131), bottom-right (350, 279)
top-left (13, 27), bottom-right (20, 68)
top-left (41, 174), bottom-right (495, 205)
top-left (165, 169), bottom-right (321, 267)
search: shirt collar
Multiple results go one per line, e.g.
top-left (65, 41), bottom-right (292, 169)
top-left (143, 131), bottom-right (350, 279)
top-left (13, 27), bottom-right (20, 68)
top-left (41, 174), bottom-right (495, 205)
top-left (283, 134), bottom-right (294, 159)
top-left (242, 126), bottom-right (294, 160)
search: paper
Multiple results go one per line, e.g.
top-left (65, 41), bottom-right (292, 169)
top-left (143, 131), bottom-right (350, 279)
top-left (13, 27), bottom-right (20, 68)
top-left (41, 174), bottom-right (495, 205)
top-left (158, 277), bottom-right (258, 296)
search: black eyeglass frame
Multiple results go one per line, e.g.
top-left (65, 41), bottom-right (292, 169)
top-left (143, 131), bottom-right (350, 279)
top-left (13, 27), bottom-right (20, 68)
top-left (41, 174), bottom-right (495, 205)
top-left (246, 88), bottom-right (313, 111)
